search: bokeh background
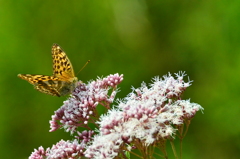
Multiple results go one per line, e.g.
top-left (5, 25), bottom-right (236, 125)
top-left (1, 0), bottom-right (240, 158)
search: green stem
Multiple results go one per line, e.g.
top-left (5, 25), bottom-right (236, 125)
top-left (170, 140), bottom-right (178, 159)
top-left (180, 138), bottom-right (182, 159)
top-left (183, 120), bottom-right (191, 138)
top-left (129, 151), bottom-right (144, 159)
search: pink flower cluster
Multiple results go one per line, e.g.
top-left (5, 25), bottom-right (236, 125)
top-left (29, 146), bottom-right (49, 159)
top-left (49, 73), bottom-right (123, 134)
top-left (29, 140), bottom-right (83, 159)
top-left (29, 130), bottom-right (94, 159)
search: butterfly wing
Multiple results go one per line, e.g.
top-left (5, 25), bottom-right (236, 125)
top-left (17, 74), bottom-right (62, 96)
top-left (51, 44), bottom-right (76, 81)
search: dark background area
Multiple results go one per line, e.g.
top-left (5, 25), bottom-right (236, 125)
top-left (1, 1), bottom-right (240, 158)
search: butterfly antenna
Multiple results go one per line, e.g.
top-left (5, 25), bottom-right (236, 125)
top-left (77, 60), bottom-right (90, 75)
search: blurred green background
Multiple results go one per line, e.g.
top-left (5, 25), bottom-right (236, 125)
top-left (1, 0), bottom-right (240, 158)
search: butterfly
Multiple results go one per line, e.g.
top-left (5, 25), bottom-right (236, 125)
top-left (18, 44), bottom-right (78, 97)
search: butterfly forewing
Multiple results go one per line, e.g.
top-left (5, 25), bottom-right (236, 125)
top-left (17, 74), bottom-right (59, 84)
top-left (52, 44), bottom-right (75, 80)
top-left (18, 44), bottom-right (78, 97)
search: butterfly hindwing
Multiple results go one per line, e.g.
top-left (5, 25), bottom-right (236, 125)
top-left (17, 74), bottom-right (62, 96)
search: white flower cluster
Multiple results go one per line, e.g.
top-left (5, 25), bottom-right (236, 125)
top-left (84, 72), bottom-right (203, 158)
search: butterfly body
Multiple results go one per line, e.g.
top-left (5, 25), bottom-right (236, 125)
top-left (18, 44), bottom-right (78, 97)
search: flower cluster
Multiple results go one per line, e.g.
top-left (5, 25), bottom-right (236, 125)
top-left (29, 146), bottom-right (49, 159)
top-left (50, 73), bottom-right (123, 134)
top-left (84, 72), bottom-right (203, 158)
top-left (29, 131), bottom-right (94, 159)
top-left (29, 72), bottom-right (203, 159)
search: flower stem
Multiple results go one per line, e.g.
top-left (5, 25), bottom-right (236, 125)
top-left (170, 140), bottom-right (178, 159)
top-left (129, 151), bottom-right (144, 159)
